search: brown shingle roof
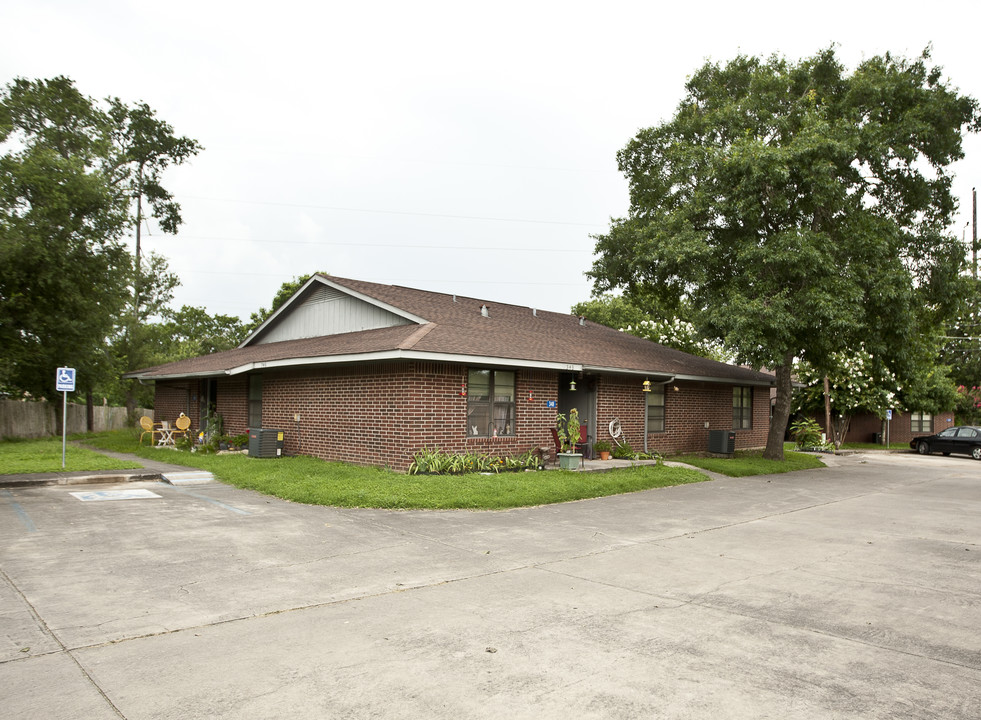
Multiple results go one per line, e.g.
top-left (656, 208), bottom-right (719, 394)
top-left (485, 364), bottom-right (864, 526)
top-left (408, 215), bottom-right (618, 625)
top-left (128, 275), bottom-right (773, 386)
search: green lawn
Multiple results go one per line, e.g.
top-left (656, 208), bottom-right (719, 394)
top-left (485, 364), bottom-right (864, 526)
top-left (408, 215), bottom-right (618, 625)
top-left (77, 430), bottom-right (710, 509)
top-left (0, 437), bottom-right (142, 475)
top-left (672, 449), bottom-right (827, 477)
top-left (9, 430), bottom-right (829, 508)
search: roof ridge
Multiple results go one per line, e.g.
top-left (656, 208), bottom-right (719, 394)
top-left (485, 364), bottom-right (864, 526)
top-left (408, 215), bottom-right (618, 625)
top-left (397, 323), bottom-right (437, 350)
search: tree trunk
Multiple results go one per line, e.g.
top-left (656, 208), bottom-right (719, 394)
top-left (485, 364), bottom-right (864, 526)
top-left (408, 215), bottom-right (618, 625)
top-left (823, 376), bottom-right (832, 442)
top-left (125, 379), bottom-right (138, 426)
top-left (763, 353), bottom-right (795, 460)
top-left (85, 389), bottom-right (95, 432)
top-left (831, 413), bottom-right (851, 450)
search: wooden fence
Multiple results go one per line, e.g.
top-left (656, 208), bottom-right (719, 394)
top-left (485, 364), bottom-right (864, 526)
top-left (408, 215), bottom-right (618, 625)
top-left (0, 399), bottom-right (152, 439)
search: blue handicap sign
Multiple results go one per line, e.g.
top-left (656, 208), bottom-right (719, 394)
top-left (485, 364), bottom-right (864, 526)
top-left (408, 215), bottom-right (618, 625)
top-left (56, 367), bottom-right (76, 392)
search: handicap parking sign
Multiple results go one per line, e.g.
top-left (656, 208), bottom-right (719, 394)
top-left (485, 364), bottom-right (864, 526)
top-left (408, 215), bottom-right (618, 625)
top-left (56, 367), bottom-right (76, 392)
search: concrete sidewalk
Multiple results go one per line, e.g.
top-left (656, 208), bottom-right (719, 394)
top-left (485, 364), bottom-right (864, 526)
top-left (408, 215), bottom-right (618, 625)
top-left (1, 450), bottom-right (978, 719)
top-left (0, 445), bottom-right (194, 488)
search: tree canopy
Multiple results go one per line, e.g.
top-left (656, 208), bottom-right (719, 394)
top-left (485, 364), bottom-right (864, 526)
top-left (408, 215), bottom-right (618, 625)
top-left (1, 77), bottom-right (131, 401)
top-left (1, 76), bottom-right (202, 409)
top-left (589, 47), bottom-right (979, 459)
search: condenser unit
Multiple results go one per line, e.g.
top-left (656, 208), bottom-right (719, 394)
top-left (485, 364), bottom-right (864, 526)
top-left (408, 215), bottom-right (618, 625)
top-left (248, 428), bottom-right (284, 458)
top-left (708, 430), bottom-right (735, 455)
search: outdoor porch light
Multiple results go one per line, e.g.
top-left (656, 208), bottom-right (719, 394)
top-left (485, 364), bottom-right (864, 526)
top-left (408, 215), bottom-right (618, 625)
top-left (642, 379), bottom-right (652, 392)
top-left (569, 378), bottom-right (577, 391)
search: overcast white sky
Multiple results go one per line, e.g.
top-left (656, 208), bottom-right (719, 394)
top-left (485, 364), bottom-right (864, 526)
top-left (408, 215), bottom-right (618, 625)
top-left (4, 1), bottom-right (980, 320)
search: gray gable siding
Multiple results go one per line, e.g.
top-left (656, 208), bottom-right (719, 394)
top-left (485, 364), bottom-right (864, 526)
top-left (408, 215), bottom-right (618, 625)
top-left (254, 284), bottom-right (414, 345)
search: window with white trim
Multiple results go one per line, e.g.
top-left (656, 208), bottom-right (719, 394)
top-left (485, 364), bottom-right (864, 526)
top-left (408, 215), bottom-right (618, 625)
top-left (733, 387), bottom-right (752, 430)
top-left (646, 384), bottom-right (665, 432)
top-left (910, 411), bottom-right (932, 433)
top-left (467, 369), bottom-right (515, 437)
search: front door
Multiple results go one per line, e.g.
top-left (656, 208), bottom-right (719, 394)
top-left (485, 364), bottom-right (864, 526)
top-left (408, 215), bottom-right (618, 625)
top-left (557, 374), bottom-right (597, 454)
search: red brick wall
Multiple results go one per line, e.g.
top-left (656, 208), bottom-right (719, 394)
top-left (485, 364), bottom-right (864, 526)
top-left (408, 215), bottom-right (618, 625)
top-left (155, 365), bottom-right (772, 469)
top-left (585, 376), bottom-right (770, 454)
top-left (217, 376), bottom-right (249, 438)
top-left (816, 410), bottom-right (957, 444)
top-left (250, 363), bottom-right (562, 470)
top-left (640, 379), bottom-right (769, 454)
top-left (154, 382), bottom-right (196, 431)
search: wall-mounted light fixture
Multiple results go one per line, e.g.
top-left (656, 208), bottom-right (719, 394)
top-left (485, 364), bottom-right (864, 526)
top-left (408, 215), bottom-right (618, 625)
top-left (642, 379), bottom-right (652, 393)
top-left (673, 385), bottom-right (680, 392)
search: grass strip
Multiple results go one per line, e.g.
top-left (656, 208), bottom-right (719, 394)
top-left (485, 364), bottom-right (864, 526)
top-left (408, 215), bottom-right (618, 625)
top-left (0, 437), bottom-right (142, 475)
top-left (672, 450), bottom-right (826, 477)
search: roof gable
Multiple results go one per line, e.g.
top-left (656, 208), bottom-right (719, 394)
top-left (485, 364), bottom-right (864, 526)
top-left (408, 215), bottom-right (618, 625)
top-left (243, 275), bottom-right (425, 346)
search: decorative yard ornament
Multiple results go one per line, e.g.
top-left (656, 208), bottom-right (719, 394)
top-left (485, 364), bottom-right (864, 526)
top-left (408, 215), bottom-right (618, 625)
top-left (643, 379), bottom-right (652, 392)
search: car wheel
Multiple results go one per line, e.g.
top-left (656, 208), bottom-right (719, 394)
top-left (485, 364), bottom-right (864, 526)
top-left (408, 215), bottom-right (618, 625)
top-left (917, 441), bottom-right (930, 455)
top-left (973, 446), bottom-right (981, 461)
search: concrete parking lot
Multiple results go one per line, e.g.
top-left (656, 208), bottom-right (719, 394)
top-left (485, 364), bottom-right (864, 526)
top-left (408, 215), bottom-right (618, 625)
top-left (1, 452), bottom-right (979, 719)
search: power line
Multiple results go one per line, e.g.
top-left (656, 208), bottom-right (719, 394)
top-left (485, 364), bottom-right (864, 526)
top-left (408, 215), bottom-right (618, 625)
top-left (156, 234), bottom-right (593, 254)
top-left (182, 195), bottom-right (606, 228)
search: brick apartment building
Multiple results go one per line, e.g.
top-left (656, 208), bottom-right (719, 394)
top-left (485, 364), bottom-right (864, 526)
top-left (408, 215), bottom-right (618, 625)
top-left (127, 275), bottom-right (776, 470)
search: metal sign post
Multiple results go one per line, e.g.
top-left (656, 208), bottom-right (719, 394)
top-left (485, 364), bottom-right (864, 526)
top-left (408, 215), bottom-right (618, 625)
top-left (56, 367), bottom-right (76, 468)
top-left (886, 409), bottom-right (893, 448)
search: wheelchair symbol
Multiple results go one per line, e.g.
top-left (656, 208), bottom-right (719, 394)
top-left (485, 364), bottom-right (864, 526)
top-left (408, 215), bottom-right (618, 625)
top-left (56, 367), bottom-right (76, 391)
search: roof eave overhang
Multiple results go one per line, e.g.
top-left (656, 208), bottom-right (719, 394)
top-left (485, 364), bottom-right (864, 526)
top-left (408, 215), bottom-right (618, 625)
top-left (134, 352), bottom-right (776, 385)
top-left (123, 369), bottom-right (231, 382)
top-left (583, 366), bottom-right (773, 387)
top-left (229, 350), bottom-right (584, 375)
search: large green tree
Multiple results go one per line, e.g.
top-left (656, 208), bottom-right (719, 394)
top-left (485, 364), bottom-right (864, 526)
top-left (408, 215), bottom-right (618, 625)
top-left (589, 48), bottom-right (978, 459)
top-left (573, 295), bottom-right (731, 361)
top-left (1, 76), bottom-right (202, 419)
top-left (0, 77), bottom-right (131, 402)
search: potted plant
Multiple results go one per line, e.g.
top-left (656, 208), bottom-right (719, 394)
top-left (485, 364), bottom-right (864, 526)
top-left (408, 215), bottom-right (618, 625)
top-left (555, 409), bottom-right (583, 470)
top-left (593, 439), bottom-right (612, 460)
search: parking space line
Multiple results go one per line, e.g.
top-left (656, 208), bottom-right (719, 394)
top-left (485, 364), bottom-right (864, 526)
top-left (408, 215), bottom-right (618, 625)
top-left (172, 487), bottom-right (252, 515)
top-left (1, 489), bottom-right (38, 532)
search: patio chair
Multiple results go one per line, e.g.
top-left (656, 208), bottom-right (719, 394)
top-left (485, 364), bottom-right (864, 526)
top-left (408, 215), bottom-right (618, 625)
top-left (139, 416), bottom-right (163, 446)
top-left (172, 413), bottom-right (191, 441)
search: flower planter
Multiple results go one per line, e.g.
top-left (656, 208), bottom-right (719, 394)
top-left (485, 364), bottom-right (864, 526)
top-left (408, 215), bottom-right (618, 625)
top-left (557, 452), bottom-right (582, 470)
top-left (598, 451), bottom-right (610, 460)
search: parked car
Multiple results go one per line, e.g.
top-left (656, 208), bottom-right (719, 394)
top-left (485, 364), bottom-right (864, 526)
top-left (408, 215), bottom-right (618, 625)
top-left (910, 426), bottom-right (981, 460)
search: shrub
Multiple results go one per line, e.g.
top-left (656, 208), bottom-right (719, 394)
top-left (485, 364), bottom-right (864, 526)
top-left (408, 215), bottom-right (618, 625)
top-left (789, 417), bottom-right (824, 449)
top-left (613, 440), bottom-right (634, 459)
top-left (408, 448), bottom-right (544, 475)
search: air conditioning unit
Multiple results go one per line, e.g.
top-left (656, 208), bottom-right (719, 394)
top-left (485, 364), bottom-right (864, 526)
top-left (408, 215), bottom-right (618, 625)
top-left (248, 428), bottom-right (284, 458)
top-left (708, 430), bottom-right (735, 455)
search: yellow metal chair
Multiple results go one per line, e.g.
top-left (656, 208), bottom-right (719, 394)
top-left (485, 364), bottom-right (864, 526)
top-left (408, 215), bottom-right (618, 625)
top-left (139, 416), bottom-right (163, 446)
top-left (172, 413), bottom-right (192, 441)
